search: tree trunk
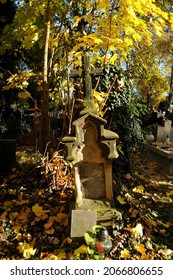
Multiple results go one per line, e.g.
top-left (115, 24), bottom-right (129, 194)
top-left (167, 65), bottom-right (173, 107)
top-left (40, 0), bottom-right (51, 153)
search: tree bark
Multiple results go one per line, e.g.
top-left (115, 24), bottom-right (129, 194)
top-left (40, 0), bottom-right (51, 153)
top-left (167, 65), bottom-right (173, 107)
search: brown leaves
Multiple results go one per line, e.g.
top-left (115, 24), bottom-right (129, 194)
top-left (0, 146), bottom-right (173, 260)
top-left (129, 207), bottom-right (139, 218)
top-left (40, 150), bottom-right (74, 190)
top-left (125, 173), bottom-right (134, 180)
top-left (0, 146), bottom-right (74, 260)
top-left (55, 213), bottom-right (69, 226)
top-left (0, 226), bottom-right (4, 233)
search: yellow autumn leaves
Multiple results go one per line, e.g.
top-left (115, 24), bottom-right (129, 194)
top-left (31, 204), bottom-right (68, 236)
top-left (72, 0), bottom-right (171, 57)
top-left (16, 203), bottom-right (69, 258)
top-left (120, 243), bottom-right (147, 260)
top-left (32, 204), bottom-right (50, 217)
top-left (116, 184), bottom-right (145, 206)
top-left (17, 238), bottom-right (36, 259)
top-left (120, 224), bottom-right (150, 260)
top-left (0, 201), bottom-right (69, 259)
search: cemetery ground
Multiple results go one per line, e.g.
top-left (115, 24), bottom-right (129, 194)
top-left (0, 146), bottom-right (173, 260)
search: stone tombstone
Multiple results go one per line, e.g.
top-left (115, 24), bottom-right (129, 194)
top-left (63, 112), bottom-right (120, 237)
top-left (157, 105), bottom-right (173, 142)
top-left (157, 119), bottom-right (173, 142)
top-left (62, 52), bottom-right (121, 237)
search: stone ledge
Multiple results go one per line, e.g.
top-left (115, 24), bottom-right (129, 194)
top-left (73, 199), bottom-right (122, 227)
top-left (142, 142), bottom-right (173, 178)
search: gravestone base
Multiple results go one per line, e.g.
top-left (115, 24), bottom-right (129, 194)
top-left (70, 199), bottom-right (122, 238)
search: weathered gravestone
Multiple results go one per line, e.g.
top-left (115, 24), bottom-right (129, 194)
top-left (63, 53), bottom-right (122, 237)
top-left (156, 105), bottom-right (173, 142)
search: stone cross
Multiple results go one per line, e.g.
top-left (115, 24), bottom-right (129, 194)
top-left (70, 52), bottom-right (103, 112)
top-left (63, 53), bottom-right (122, 238)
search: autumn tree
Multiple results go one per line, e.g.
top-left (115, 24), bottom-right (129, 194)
top-left (0, 0), bottom-right (173, 151)
top-left (0, 0), bottom-right (20, 108)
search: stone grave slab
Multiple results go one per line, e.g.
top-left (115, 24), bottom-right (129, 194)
top-left (142, 142), bottom-right (173, 179)
top-left (70, 210), bottom-right (97, 238)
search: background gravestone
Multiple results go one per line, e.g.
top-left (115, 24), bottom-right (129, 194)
top-left (156, 105), bottom-right (173, 142)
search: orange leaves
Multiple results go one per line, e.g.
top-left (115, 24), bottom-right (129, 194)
top-left (144, 218), bottom-right (157, 228)
top-left (44, 222), bottom-right (53, 230)
top-left (0, 226), bottom-right (4, 233)
top-left (49, 213), bottom-right (69, 226)
top-left (120, 243), bottom-right (148, 260)
top-left (9, 212), bottom-right (18, 221)
top-left (56, 213), bottom-right (69, 226)
top-left (0, 146), bottom-right (74, 260)
top-left (45, 228), bottom-right (55, 235)
top-left (134, 243), bottom-right (146, 254)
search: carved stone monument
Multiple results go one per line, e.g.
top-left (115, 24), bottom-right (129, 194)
top-left (63, 53), bottom-right (121, 237)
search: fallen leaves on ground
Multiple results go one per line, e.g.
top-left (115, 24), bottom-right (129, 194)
top-left (0, 147), bottom-right (173, 260)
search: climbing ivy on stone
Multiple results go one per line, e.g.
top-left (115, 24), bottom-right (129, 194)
top-left (97, 64), bottom-right (142, 175)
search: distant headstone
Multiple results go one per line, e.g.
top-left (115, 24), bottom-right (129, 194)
top-left (157, 105), bottom-right (173, 142)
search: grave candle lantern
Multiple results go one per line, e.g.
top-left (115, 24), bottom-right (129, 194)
top-left (91, 227), bottom-right (112, 257)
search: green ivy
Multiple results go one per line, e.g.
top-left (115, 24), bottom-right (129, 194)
top-left (97, 64), bottom-right (142, 175)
